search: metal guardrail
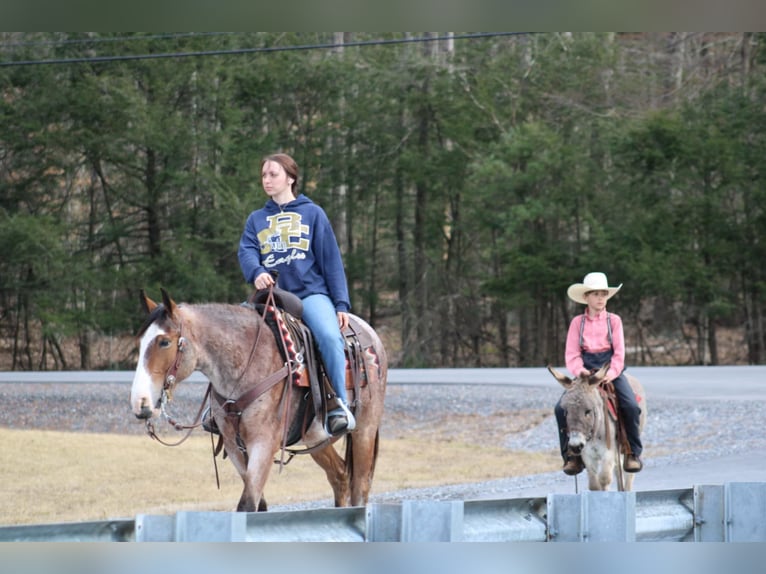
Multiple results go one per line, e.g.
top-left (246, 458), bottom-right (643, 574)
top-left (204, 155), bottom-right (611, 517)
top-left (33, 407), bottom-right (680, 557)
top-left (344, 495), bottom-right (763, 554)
top-left (2, 483), bottom-right (764, 542)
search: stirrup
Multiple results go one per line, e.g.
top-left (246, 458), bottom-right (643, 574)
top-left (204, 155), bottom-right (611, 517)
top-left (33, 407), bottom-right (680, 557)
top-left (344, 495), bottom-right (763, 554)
top-left (202, 407), bottom-right (220, 435)
top-left (327, 401), bottom-right (356, 434)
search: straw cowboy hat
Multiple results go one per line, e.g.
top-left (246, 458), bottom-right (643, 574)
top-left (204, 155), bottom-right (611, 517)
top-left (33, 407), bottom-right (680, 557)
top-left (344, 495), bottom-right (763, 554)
top-left (567, 272), bottom-right (622, 305)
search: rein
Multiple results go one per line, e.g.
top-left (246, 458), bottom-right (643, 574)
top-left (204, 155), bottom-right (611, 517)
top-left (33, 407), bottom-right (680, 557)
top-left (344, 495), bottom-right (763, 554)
top-left (145, 384), bottom-right (212, 447)
top-left (599, 381), bottom-right (627, 491)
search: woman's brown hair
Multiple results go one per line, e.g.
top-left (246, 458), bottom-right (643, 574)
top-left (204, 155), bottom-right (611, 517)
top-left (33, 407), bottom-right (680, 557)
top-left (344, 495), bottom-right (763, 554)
top-left (261, 153), bottom-right (299, 196)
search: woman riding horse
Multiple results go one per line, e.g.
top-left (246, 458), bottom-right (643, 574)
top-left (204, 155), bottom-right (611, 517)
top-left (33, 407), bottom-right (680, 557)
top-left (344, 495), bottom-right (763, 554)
top-left (238, 153), bottom-right (355, 435)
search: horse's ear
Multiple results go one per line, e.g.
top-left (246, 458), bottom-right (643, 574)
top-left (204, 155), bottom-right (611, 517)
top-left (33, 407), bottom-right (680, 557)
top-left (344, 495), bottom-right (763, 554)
top-left (587, 362), bottom-right (611, 386)
top-left (140, 290), bottom-right (158, 314)
top-left (160, 288), bottom-right (178, 318)
top-left (547, 365), bottom-right (572, 388)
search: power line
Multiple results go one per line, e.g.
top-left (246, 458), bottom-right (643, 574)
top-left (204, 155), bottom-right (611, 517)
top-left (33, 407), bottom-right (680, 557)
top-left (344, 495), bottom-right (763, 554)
top-left (0, 32), bottom-right (242, 49)
top-left (0, 32), bottom-right (530, 68)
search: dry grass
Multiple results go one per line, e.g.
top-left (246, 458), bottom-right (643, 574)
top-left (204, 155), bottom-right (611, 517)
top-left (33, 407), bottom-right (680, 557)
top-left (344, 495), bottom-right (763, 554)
top-left (0, 427), bottom-right (559, 526)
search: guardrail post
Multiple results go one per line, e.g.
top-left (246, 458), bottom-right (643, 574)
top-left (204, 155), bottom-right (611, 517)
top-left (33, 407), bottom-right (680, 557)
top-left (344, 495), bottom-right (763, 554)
top-left (366, 503), bottom-right (403, 541)
top-left (694, 484), bottom-right (724, 541)
top-left (724, 482), bottom-right (766, 541)
top-left (174, 511), bottom-right (247, 542)
top-left (400, 500), bottom-right (464, 541)
top-left (135, 514), bottom-right (175, 542)
top-left (548, 492), bottom-right (636, 542)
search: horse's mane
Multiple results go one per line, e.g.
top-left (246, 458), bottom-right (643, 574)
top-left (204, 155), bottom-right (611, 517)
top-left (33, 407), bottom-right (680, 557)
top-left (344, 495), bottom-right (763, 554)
top-left (137, 301), bottom-right (255, 338)
top-left (137, 304), bottom-right (166, 337)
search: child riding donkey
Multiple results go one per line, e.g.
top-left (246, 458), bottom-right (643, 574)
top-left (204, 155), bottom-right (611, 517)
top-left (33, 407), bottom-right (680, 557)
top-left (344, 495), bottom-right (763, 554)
top-left (554, 272), bottom-right (644, 476)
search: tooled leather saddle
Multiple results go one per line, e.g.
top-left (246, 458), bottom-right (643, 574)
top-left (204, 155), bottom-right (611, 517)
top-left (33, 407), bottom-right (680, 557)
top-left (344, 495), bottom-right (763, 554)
top-left (240, 287), bottom-right (377, 445)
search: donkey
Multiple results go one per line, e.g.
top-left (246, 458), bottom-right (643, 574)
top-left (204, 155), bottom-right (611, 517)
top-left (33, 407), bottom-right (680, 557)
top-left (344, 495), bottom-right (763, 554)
top-left (548, 363), bottom-right (646, 491)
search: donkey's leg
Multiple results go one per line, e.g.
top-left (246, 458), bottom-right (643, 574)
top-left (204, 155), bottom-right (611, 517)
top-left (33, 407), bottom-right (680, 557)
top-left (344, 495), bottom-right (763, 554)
top-left (598, 456), bottom-right (615, 490)
top-left (586, 469), bottom-right (603, 491)
top-left (310, 443), bottom-right (350, 507)
top-left (623, 472), bottom-right (635, 492)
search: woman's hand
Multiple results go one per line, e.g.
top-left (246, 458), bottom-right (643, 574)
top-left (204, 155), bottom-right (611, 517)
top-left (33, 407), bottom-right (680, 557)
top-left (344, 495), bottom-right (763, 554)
top-left (337, 311), bottom-right (349, 331)
top-left (254, 272), bottom-right (275, 291)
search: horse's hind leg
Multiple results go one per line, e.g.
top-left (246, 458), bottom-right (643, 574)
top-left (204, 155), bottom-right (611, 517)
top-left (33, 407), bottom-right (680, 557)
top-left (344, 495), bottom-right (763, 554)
top-left (310, 444), bottom-right (350, 507)
top-left (348, 429), bottom-right (380, 506)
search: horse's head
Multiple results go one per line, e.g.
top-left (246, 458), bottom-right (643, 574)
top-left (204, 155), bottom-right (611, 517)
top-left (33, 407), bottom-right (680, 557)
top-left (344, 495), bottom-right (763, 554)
top-left (547, 363), bottom-right (610, 455)
top-left (130, 288), bottom-right (194, 420)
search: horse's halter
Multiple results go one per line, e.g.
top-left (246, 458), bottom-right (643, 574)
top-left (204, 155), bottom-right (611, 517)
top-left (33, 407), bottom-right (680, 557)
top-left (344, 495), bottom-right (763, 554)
top-left (164, 333), bottom-right (187, 389)
top-left (156, 321), bottom-right (187, 415)
top-left (145, 320), bottom-right (208, 446)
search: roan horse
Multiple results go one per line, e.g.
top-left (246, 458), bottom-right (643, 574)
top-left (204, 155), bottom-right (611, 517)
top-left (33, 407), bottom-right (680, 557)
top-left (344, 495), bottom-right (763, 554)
top-left (130, 289), bottom-right (387, 511)
top-left (547, 363), bottom-right (646, 491)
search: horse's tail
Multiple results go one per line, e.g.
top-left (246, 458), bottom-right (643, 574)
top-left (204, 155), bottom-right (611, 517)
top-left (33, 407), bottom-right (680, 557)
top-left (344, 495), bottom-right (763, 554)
top-left (344, 429), bottom-right (380, 487)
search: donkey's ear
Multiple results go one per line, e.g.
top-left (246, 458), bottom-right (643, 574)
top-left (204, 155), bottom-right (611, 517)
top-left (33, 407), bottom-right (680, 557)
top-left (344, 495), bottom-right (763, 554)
top-left (140, 290), bottom-right (158, 314)
top-left (587, 362), bottom-right (611, 385)
top-left (160, 288), bottom-right (178, 318)
top-left (547, 365), bottom-right (573, 388)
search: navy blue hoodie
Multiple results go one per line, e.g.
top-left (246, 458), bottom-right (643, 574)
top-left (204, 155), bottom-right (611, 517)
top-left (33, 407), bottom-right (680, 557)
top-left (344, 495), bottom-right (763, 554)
top-left (238, 194), bottom-right (351, 312)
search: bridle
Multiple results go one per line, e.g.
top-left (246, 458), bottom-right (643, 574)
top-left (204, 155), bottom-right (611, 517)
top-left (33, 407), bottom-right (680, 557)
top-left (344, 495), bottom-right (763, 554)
top-left (143, 288), bottom-right (296, 462)
top-left (143, 318), bottom-right (204, 446)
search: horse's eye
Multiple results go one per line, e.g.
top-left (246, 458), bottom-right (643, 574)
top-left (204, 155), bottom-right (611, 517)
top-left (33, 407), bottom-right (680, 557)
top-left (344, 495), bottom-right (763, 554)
top-left (158, 339), bottom-right (171, 349)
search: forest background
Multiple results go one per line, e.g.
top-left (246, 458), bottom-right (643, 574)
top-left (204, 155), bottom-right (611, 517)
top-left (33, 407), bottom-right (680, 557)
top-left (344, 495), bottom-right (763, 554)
top-left (1, 32), bottom-right (765, 371)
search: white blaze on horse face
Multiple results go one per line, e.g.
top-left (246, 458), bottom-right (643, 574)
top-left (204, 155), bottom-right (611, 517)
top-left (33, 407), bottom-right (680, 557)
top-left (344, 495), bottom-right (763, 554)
top-left (130, 323), bottom-right (166, 418)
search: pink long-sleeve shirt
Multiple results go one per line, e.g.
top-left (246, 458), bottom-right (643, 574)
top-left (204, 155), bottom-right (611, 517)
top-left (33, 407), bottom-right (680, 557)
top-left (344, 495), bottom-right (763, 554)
top-left (564, 310), bottom-right (625, 381)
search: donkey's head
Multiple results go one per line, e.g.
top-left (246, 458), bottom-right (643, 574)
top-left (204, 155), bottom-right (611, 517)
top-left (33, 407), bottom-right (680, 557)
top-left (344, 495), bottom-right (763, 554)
top-left (548, 363), bottom-right (610, 456)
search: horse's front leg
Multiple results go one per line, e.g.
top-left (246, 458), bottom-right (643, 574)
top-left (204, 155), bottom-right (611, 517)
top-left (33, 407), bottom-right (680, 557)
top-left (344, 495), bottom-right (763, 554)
top-left (236, 490), bottom-right (268, 512)
top-left (310, 443), bottom-right (350, 507)
top-left (237, 442), bottom-right (277, 512)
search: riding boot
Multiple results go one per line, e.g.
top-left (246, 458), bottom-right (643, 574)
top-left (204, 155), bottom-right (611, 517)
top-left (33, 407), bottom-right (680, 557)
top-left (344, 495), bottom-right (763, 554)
top-left (623, 454), bottom-right (643, 472)
top-left (563, 455), bottom-right (585, 475)
top-left (201, 406), bottom-right (220, 435)
top-left (328, 398), bottom-right (356, 434)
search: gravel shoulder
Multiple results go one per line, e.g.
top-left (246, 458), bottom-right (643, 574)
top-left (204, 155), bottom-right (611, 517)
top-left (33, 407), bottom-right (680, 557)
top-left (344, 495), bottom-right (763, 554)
top-left (1, 379), bottom-right (764, 509)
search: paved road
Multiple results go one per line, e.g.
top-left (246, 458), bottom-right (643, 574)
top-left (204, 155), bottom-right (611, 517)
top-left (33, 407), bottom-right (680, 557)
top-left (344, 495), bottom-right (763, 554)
top-left (388, 365), bottom-right (766, 400)
top-left (3, 364), bottom-right (764, 400)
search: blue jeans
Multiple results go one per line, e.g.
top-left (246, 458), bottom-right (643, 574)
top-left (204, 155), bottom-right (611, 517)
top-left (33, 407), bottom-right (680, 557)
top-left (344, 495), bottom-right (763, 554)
top-left (301, 294), bottom-right (348, 403)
